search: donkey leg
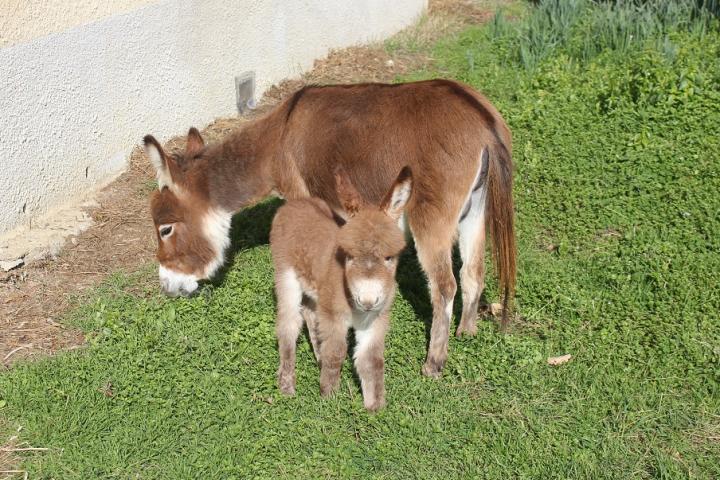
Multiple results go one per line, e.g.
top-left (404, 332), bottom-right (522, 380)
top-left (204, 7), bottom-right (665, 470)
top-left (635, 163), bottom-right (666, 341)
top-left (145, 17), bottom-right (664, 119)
top-left (275, 269), bottom-right (304, 395)
top-left (353, 313), bottom-right (389, 411)
top-left (318, 317), bottom-right (348, 397)
top-left (456, 187), bottom-right (487, 337)
top-left (415, 233), bottom-right (457, 378)
top-left (301, 304), bottom-right (321, 363)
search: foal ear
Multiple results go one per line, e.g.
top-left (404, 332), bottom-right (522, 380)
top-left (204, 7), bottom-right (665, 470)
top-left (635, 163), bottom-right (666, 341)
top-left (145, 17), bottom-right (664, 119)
top-left (186, 127), bottom-right (205, 157)
top-left (381, 166), bottom-right (413, 221)
top-left (143, 135), bottom-right (177, 189)
top-left (334, 166), bottom-right (364, 216)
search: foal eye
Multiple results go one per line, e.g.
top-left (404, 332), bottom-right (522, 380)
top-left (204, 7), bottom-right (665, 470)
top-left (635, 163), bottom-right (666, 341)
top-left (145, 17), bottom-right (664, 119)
top-left (385, 256), bottom-right (394, 262)
top-left (159, 225), bottom-right (173, 238)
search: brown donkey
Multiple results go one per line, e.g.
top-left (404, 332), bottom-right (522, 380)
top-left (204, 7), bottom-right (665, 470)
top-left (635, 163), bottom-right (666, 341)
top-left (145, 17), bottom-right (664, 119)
top-left (144, 79), bottom-right (516, 378)
top-left (270, 167), bottom-right (412, 411)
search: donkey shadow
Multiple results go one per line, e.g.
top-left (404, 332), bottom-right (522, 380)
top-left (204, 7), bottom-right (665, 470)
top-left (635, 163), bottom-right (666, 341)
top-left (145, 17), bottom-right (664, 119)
top-left (396, 243), bottom-right (490, 348)
top-left (206, 198), bottom-right (284, 287)
top-left (228, 199), bottom-right (284, 254)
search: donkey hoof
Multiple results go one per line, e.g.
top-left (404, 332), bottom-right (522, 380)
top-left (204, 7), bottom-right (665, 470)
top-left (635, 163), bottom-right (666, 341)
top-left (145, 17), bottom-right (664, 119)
top-left (365, 398), bottom-right (386, 412)
top-left (455, 323), bottom-right (478, 338)
top-left (421, 360), bottom-right (444, 379)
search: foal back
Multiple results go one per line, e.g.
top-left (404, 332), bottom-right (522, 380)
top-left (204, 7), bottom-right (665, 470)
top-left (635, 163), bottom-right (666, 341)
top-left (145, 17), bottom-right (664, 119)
top-left (269, 198), bottom-right (339, 293)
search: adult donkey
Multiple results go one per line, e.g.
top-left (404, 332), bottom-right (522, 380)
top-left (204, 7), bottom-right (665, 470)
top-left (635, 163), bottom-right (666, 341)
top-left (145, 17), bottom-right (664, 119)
top-left (144, 79), bottom-right (515, 377)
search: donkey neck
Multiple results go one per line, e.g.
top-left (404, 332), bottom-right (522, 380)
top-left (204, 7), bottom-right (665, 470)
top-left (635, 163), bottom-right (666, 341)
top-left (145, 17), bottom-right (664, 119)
top-left (202, 115), bottom-right (283, 213)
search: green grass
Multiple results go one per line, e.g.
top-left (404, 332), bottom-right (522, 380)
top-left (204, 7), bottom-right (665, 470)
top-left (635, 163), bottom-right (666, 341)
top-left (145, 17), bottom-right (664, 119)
top-left (2, 2), bottom-right (720, 478)
top-left (491, 0), bottom-right (720, 69)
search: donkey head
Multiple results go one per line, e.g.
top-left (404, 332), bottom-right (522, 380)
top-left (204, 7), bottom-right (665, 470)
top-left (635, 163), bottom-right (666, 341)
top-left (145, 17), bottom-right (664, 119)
top-left (335, 167), bottom-right (413, 312)
top-left (144, 128), bottom-right (231, 297)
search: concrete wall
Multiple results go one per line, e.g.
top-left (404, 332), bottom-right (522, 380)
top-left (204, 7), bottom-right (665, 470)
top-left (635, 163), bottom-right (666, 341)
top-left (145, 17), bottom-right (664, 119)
top-left (0, 0), bottom-right (426, 237)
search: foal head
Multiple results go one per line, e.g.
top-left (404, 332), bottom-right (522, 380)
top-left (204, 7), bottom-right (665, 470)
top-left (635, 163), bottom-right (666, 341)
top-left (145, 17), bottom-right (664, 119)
top-left (335, 167), bottom-right (413, 312)
top-left (144, 128), bottom-right (231, 297)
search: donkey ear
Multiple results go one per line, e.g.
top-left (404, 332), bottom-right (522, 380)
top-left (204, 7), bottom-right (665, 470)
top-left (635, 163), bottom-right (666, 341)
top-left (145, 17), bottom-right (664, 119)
top-left (381, 166), bottom-right (413, 221)
top-left (186, 127), bottom-right (205, 157)
top-left (334, 166), bottom-right (365, 216)
top-left (144, 135), bottom-right (175, 189)
top-left (144, 135), bottom-right (165, 171)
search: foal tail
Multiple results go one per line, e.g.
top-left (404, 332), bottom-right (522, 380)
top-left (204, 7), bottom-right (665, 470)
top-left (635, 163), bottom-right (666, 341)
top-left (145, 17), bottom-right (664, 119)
top-left (485, 141), bottom-right (516, 329)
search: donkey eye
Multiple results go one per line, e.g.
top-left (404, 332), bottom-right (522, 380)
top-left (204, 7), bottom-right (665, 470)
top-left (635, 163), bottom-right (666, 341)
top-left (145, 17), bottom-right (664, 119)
top-left (385, 256), bottom-right (394, 262)
top-left (159, 225), bottom-right (173, 238)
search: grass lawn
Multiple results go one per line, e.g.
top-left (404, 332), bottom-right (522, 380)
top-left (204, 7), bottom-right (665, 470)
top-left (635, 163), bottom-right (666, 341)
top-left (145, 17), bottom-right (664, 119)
top-left (1, 2), bottom-right (719, 478)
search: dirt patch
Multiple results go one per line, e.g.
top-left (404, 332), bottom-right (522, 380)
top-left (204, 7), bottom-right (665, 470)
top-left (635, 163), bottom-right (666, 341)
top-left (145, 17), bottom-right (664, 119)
top-left (0, 0), bottom-right (503, 368)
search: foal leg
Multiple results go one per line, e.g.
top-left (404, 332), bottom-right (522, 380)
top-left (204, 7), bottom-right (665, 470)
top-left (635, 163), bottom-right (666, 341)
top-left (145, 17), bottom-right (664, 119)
top-left (353, 313), bottom-right (390, 411)
top-left (318, 314), bottom-right (348, 397)
top-left (414, 227), bottom-right (457, 378)
top-left (456, 186), bottom-right (487, 337)
top-left (275, 269), bottom-right (304, 395)
top-left (300, 302), bottom-right (320, 363)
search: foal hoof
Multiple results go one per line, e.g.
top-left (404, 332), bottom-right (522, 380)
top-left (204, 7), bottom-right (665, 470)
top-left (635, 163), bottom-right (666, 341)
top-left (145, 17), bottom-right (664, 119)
top-left (278, 373), bottom-right (296, 396)
top-left (320, 382), bottom-right (340, 398)
top-left (279, 384), bottom-right (296, 396)
top-left (421, 360), bottom-right (444, 379)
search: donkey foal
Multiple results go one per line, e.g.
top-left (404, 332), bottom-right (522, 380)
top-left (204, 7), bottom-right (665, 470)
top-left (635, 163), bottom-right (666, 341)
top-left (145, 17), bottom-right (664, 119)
top-left (269, 167), bottom-right (413, 411)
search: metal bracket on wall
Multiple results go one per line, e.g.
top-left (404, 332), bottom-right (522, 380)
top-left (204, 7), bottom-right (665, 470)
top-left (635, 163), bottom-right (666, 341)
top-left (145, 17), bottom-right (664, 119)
top-left (235, 72), bottom-right (256, 114)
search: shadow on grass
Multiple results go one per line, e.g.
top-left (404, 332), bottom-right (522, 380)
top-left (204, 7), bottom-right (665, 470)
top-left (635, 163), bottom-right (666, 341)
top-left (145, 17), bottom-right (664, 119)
top-left (396, 245), bottom-right (432, 337)
top-left (206, 198), bottom-right (284, 288)
top-left (395, 243), bottom-right (493, 354)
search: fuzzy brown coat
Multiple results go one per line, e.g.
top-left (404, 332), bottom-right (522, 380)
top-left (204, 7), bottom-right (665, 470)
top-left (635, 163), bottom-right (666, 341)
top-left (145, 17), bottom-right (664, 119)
top-left (269, 168), bottom-right (412, 410)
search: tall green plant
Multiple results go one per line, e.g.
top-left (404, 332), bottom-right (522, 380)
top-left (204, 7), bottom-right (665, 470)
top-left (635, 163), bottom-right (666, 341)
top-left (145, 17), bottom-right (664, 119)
top-left (493, 0), bottom-right (718, 69)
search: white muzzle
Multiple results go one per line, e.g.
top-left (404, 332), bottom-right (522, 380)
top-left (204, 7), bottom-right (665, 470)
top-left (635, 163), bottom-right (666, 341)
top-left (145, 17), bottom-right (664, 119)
top-left (159, 266), bottom-right (199, 297)
top-left (350, 279), bottom-right (386, 312)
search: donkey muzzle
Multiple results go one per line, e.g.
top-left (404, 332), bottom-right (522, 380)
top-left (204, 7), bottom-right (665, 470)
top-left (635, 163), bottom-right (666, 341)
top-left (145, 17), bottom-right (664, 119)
top-left (159, 266), bottom-right (200, 298)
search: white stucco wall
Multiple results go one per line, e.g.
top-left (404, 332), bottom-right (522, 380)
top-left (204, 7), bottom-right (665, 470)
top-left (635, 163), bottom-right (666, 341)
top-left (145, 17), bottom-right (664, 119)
top-left (0, 0), bottom-right (157, 47)
top-left (0, 0), bottom-right (426, 238)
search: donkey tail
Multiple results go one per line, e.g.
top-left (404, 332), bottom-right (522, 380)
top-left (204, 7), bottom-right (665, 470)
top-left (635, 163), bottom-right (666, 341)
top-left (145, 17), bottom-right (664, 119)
top-left (485, 141), bottom-right (517, 329)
